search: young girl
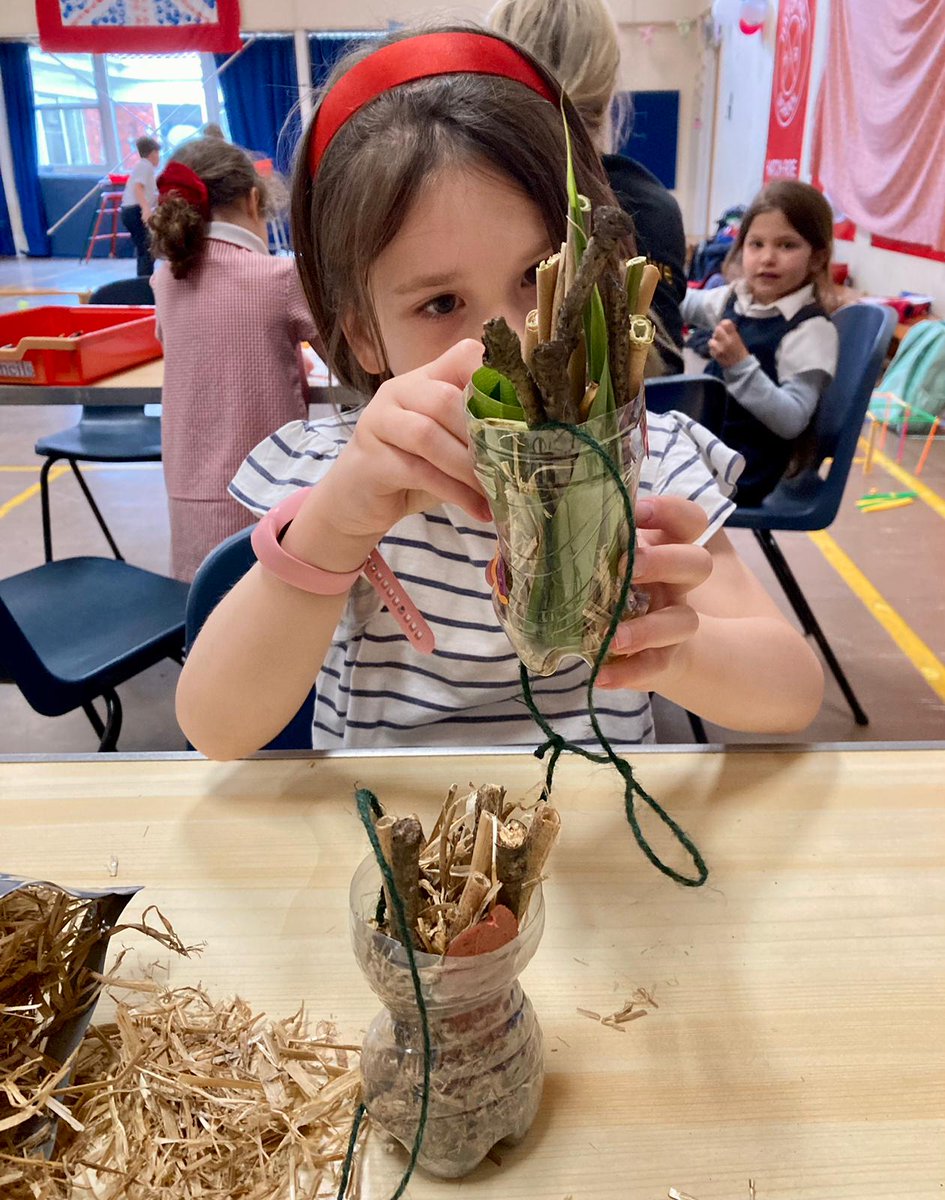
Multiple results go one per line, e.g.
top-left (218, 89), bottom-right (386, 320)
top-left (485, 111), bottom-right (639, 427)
top-left (177, 28), bottom-right (823, 760)
top-left (149, 138), bottom-right (318, 581)
top-left (681, 180), bottom-right (839, 506)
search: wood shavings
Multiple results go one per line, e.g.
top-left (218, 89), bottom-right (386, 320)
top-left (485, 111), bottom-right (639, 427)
top-left (1, 981), bottom-right (365, 1199)
top-left (669, 1189), bottom-right (700, 1200)
top-left (576, 1007), bottom-right (601, 1022)
top-left (749, 1180), bottom-right (756, 1199)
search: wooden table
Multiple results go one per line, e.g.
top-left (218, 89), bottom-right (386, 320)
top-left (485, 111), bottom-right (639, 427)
top-left (2, 746), bottom-right (943, 1198)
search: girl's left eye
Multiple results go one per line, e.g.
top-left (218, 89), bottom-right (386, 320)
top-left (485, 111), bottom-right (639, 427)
top-left (421, 294), bottom-right (460, 318)
top-left (522, 263), bottom-right (539, 288)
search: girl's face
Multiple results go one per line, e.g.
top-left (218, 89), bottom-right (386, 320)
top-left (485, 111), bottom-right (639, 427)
top-left (347, 162), bottom-right (553, 377)
top-left (741, 209), bottom-right (822, 306)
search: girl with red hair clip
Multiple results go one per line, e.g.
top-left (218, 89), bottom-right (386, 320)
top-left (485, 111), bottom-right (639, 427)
top-left (177, 27), bottom-right (823, 759)
top-left (149, 138), bottom-right (318, 581)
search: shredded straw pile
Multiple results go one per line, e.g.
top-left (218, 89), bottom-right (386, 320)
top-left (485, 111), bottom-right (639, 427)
top-left (0, 885), bottom-right (365, 1199)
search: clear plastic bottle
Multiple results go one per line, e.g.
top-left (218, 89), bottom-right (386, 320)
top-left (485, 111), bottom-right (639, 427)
top-left (467, 402), bottom-right (646, 675)
top-left (349, 855), bottom-right (545, 1178)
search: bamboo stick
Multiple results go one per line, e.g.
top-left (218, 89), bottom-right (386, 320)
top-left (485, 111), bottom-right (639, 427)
top-left (450, 870), bottom-right (492, 940)
top-left (633, 263), bottom-right (661, 316)
top-left (537, 254), bottom-right (560, 343)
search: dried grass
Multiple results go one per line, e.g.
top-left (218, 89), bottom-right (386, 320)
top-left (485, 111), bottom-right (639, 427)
top-left (1, 884), bottom-right (365, 1199)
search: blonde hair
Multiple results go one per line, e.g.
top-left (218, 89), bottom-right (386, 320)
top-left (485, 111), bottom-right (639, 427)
top-left (487, 0), bottom-right (621, 151)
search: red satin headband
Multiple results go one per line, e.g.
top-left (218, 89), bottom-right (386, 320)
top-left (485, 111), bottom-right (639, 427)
top-left (157, 162), bottom-right (211, 221)
top-left (309, 32), bottom-right (559, 175)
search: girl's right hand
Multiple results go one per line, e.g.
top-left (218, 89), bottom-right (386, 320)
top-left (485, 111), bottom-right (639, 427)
top-left (320, 339), bottom-right (491, 540)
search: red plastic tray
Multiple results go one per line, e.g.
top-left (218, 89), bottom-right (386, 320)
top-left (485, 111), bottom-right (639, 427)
top-left (0, 306), bottom-right (162, 386)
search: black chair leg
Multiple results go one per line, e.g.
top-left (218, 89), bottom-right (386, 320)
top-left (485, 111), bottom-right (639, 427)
top-left (39, 456), bottom-right (57, 563)
top-left (83, 693), bottom-right (122, 751)
top-left (68, 460), bottom-right (124, 561)
top-left (753, 530), bottom-right (869, 726)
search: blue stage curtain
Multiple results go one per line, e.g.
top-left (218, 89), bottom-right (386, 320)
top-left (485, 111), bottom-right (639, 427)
top-left (0, 44), bottom-right (51, 256)
top-left (216, 38), bottom-right (300, 172)
top-left (309, 32), bottom-right (383, 91)
top-left (0, 167), bottom-right (15, 256)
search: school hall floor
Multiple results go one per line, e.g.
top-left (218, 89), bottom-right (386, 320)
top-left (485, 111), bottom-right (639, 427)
top-left (1, 257), bottom-right (943, 754)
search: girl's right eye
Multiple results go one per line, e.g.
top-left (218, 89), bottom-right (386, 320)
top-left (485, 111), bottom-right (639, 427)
top-left (421, 294), bottom-right (459, 318)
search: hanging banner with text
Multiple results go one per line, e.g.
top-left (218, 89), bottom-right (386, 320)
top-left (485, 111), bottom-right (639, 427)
top-left (763, 0), bottom-right (818, 182)
top-left (36, 0), bottom-right (242, 54)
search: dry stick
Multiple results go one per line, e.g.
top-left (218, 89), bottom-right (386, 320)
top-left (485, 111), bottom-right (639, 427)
top-left (633, 263), bottom-right (661, 317)
top-left (469, 811), bottom-right (497, 883)
top-left (495, 821), bottom-right (529, 918)
top-left (567, 340), bottom-right (587, 420)
top-left (628, 315), bottom-right (656, 402)
top-left (554, 206), bottom-right (635, 360)
top-left (482, 316), bottom-right (545, 427)
top-left (601, 264), bottom-right (631, 411)
top-left (530, 339), bottom-right (573, 422)
top-left (523, 310), bottom-right (540, 365)
top-left (473, 784), bottom-right (505, 835)
top-left (518, 805), bottom-right (561, 915)
top-left (374, 816), bottom-right (396, 923)
top-left (537, 254), bottom-right (560, 342)
top-left (450, 870), bottom-right (491, 940)
top-left (390, 818), bottom-right (423, 948)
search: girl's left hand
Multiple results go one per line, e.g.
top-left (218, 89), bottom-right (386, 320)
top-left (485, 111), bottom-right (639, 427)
top-left (708, 318), bottom-right (750, 368)
top-left (594, 495), bottom-right (713, 692)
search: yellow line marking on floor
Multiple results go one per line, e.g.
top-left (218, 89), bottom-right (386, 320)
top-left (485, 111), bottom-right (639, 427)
top-left (858, 437), bottom-right (945, 520)
top-left (807, 529), bottom-right (945, 702)
top-left (0, 466), bottom-right (69, 519)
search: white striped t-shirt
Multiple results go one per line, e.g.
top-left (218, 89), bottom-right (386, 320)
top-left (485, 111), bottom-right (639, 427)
top-left (229, 409), bottom-right (743, 750)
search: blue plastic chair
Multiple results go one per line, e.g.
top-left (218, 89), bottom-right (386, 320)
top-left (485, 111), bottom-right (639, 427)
top-left (725, 303), bottom-right (897, 725)
top-left (645, 373), bottom-right (729, 426)
top-left (185, 528), bottom-right (316, 751)
top-left (0, 557), bottom-right (188, 750)
top-left (34, 276), bottom-right (161, 562)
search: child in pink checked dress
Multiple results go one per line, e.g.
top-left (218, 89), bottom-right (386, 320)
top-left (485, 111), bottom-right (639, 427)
top-left (149, 138), bottom-right (318, 581)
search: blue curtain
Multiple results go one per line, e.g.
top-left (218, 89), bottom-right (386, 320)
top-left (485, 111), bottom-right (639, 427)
top-left (0, 167), bottom-right (14, 256)
top-left (216, 38), bottom-right (300, 172)
top-left (0, 44), bottom-right (50, 256)
top-left (309, 32), bottom-right (383, 90)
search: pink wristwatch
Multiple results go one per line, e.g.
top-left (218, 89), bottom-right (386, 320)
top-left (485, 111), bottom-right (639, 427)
top-left (251, 487), bottom-right (435, 654)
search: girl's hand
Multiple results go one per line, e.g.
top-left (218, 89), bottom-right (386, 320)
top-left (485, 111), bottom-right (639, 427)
top-left (594, 495), bottom-right (713, 692)
top-left (708, 319), bottom-right (750, 369)
top-left (320, 339), bottom-right (491, 540)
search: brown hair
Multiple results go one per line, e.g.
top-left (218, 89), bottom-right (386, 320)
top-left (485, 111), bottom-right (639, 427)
top-left (726, 180), bottom-right (837, 309)
top-left (291, 25), bottom-right (628, 395)
top-left (136, 136), bottom-right (160, 158)
top-left (149, 138), bottom-right (284, 280)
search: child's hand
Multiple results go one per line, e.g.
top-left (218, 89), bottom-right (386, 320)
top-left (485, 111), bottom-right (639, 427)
top-left (708, 319), bottom-right (750, 368)
top-left (594, 495), bottom-right (713, 692)
top-left (321, 339), bottom-right (491, 539)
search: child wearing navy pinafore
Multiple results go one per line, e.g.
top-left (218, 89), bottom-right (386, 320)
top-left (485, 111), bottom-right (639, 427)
top-left (682, 181), bottom-right (839, 506)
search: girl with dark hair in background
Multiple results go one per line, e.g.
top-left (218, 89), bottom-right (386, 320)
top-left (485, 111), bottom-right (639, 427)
top-left (149, 138), bottom-right (318, 580)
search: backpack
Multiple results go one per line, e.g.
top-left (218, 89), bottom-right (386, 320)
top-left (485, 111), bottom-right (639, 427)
top-left (688, 205), bottom-right (745, 285)
top-left (869, 319), bottom-right (945, 432)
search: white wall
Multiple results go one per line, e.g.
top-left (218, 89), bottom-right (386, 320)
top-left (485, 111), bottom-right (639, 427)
top-left (707, 0), bottom-right (944, 312)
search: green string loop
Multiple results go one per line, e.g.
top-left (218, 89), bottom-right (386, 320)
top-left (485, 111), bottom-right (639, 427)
top-left (519, 419), bottom-right (708, 889)
top-left (336, 788), bottom-right (432, 1200)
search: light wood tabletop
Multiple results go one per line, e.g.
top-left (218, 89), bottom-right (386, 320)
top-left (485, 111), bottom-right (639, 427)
top-left (2, 747), bottom-right (943, 1198)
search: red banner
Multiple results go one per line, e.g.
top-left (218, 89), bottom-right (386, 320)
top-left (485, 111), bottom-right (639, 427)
top-left (36, 0), bottom-right (241, 54)
top-left (763, 0), bottom-right (818, 182)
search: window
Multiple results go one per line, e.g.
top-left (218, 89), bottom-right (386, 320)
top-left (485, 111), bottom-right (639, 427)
top-left (29, 48), bottom-right (228, 173)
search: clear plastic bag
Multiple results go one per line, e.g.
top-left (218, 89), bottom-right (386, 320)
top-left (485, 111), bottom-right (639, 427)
top-left (349, 855), bottom-right (545, 1178)
top-left (467, 401), bottom-right (646, 675)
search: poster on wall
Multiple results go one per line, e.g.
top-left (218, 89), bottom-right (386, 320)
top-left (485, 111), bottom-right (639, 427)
top-left (35, 0), bottom-right (242, 54)
top-left (763, 0), bottom-right (817, 182)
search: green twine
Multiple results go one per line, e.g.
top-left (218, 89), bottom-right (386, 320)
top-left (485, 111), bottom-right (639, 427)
top-left (520, 420), bottom-right (708, 888)
top-left (336, 787), bottom-right (432, 1200)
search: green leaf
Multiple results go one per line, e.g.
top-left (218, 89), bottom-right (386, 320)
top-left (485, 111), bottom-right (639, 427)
top-left (467, 366), bottom-right (526, 422)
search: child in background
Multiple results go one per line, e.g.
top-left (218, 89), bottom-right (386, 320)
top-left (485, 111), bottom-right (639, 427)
top-left (120, 136), bottom-right (160, 277)
top-left (682, 180), bottom-right (839, 506)
top-left (149, 138), bottom-right (318, 582)
top-left (176, 28), bottom-right (823, 759)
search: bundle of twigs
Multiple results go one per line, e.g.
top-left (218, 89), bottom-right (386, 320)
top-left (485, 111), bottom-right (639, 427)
top-left (0, 982), bottom-right (364, 1200)
top-left (374, 784), bottom-right (560, 956)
